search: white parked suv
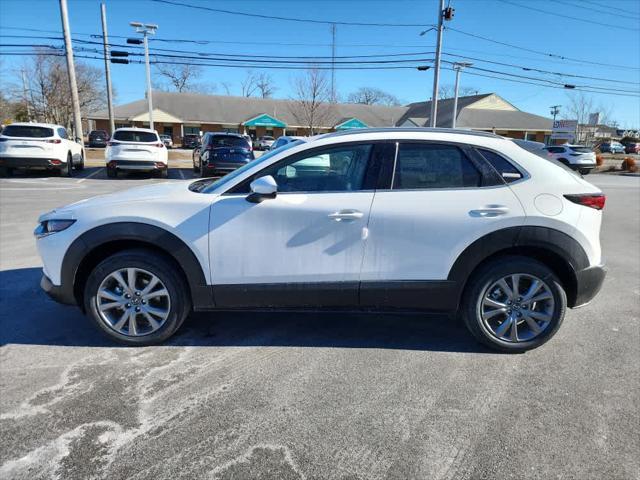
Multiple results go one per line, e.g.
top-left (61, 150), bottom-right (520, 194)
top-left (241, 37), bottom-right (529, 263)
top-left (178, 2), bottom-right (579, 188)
top-left (36, 128), bottom-right (606, 352)
top-left (543, 144), bottom-right (596, 175)
top-left (105, 128), bottom-right (168, 178)
top-left (0, 122), bottom-right (84, 177)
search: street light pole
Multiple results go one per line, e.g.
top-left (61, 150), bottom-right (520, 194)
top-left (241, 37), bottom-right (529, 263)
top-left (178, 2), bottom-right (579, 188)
top-left (101, 3), bottom-right (115, 135)
top-left (130, 22), bottom-right (157, 130)
top-left (429, 0), bottom-right (445, 128)
top-left (59, 0), bottom-right (83, 143)
top-left (452, 62), bottom-right (472, 129)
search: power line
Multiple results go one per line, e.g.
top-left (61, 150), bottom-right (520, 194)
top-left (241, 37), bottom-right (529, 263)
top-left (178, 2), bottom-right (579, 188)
top-left (447, 27), bottom-right (640, 70)
top-left (497, 0), bottom-right (640, 31)
top-left (150, 0), bottom-right (434, 27)
top-left (580, 0), bottom-right (640, 16)
top-left (552, 0), bottom-right (640, 19)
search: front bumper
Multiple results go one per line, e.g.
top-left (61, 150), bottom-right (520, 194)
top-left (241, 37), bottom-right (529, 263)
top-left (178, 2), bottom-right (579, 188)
top-left (572, 264), bottom-right (607, 308)
top-left (0, 157), bottom-right (65, 169)
top-left (41, 274), bottom-right (76, 305)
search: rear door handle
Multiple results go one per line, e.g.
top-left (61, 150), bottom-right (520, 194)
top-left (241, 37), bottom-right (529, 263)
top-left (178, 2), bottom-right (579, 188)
top-left (328, 209), bottom-right (364, 221)
top-left (469, 206), bottom-right (510, 217)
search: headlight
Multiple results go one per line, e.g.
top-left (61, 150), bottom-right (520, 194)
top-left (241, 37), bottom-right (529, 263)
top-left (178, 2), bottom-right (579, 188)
top-left (34, 219), bottom-right (76, 239)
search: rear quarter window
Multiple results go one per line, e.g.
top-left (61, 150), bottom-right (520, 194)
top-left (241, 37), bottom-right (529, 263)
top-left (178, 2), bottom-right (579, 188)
top-left (2, 125), bottom-right (54, 138)
top-left (113, 130), bottom-right (158, 142)
top-left (476, 148), bottom-right (523, 183)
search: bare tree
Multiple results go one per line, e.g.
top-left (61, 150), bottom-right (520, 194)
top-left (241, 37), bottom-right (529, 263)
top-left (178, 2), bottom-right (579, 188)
top-left (563, 92), bottom-right (617, 145)
top-left (16, 52), bottom-right (106, 129)
top-left (288, 68), bottom-right (335, 135)
top-left (438, 84), bottom-right (478, 99)
top-left (220, 81), bottom-right (233, 95)
top-left (240, 71), bottom-right (259, 97)
top-left (153, 64), bottom-right (216, 93)
top-left (255, 72), bottom-right (277, 98)
top-left (347, 87), bottom-right (400, 106)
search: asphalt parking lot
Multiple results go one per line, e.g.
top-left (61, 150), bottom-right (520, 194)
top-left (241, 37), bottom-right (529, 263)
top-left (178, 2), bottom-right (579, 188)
top-left (0, 170), bottom-right (638, 479)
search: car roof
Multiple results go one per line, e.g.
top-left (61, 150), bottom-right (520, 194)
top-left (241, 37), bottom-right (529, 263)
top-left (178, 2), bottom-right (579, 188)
top-left (208, 132), bottom-right (243, 137)
top-left (4, 122), bottom-right (63, 129)
top-left (322, 127), bottom-right (501, 140)
top-left (114, 127), bottom-right (157, 133)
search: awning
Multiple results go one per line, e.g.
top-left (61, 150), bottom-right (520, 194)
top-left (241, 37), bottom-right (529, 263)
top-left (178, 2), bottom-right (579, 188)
top-left (243, 113), bottom-right (287, 128)
top-left (334, 118), bottom-right (368, 130)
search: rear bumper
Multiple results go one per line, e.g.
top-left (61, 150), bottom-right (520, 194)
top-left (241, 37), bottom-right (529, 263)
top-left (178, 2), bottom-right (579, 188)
top-left (0, 157), bottom-right (64, 169)
top-left (108, 160), bottom-right (167, 171)
top-left (572, 264), bottom-right (607, 308)
top-left (41, 274), bottom-right (76, 305)
top-left (569, 162), bottom-right (596, 170)
top-left (203, 161), bottom-right (248, 176)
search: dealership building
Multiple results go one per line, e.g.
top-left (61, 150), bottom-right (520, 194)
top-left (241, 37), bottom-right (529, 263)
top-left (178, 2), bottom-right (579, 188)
top-left (89, 91), bottom-right (553, 144)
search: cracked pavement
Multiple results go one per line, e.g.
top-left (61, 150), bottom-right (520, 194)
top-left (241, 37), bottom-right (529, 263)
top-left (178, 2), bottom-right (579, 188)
top-left (1, 172), bottom-right (638, 479)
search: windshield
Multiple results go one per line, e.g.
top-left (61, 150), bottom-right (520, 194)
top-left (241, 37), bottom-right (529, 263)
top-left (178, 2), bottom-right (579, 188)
top-left (199, 139), bottom-right (304, 193)
top-left (2, 125), bottom-right (54, 138)
top-left (113, 130), bottom-right (158, 142)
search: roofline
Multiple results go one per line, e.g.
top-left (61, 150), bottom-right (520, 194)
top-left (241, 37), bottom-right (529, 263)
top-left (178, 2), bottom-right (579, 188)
top-left (322, 127), bottom-right (504, 139)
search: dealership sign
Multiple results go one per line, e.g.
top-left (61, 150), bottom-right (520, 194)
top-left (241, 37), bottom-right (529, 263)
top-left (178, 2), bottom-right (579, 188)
top-left (551, 119), bottom-right (577, 141)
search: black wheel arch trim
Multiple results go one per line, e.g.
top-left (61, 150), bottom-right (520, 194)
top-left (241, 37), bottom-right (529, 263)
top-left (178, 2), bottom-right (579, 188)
top-left (61, 222), bottom-right (212, 309)
top-left (448, 225), bottom-right (590, 308)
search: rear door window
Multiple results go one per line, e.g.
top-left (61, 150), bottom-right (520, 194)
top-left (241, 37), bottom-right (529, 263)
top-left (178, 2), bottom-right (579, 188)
top-left (393, 143), bottom-right (481, 189)
top-left (2, 125), bottom-right (54, 138)
top-left (113, 130), bottom-right (158, 143)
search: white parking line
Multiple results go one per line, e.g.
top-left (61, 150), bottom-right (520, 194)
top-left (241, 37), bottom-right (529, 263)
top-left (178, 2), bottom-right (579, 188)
top-left (76, 168), bottom-right (104, 183)
top-left (178, 168), bottom-right (185, 179)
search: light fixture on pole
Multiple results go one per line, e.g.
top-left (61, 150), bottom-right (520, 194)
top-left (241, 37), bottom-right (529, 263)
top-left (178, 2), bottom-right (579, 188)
top-left (129, 22), bottom-right (157, 130)
top-left (451, 62), bottom-right (472, 129)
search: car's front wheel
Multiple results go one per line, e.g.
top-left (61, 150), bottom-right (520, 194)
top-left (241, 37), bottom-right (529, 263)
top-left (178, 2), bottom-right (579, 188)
top-left (84, 249), bottom-right (191, 345)
top-left (461, 256), bottom-right (567, 353)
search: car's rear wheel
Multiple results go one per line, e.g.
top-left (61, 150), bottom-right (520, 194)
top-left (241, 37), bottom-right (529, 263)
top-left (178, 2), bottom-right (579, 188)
top-left (461, 256), bottom-right (567, 353)
top-left (84, 249), bottom-right (190, 346)
top-left (60, 153), bottom-right (73, 177)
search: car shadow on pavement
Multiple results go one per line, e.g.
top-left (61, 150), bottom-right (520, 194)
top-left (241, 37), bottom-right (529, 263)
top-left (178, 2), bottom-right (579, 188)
top-left (1, 267), bottom-right (491, 353)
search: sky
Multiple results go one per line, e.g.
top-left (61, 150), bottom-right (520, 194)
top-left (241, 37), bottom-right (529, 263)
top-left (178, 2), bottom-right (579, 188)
top-left (1, 0), bottom-right (639, 127)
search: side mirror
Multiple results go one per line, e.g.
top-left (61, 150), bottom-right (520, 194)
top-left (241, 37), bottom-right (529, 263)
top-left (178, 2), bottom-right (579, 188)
top-left (247, 175), bottom-right (277, 203)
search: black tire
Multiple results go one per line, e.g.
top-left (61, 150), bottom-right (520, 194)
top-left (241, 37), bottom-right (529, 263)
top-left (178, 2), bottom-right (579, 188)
top-left (461, 255), bottom-right (567, 353)
top-left (75, 152), bottom-right (85, 171)
top-left (199, 158), bottom-right (207, 177)
top-left (0, 166), bottom-right (13, 177)
top-left (84, 249), bottom-right (191, 346)
top-left (60, 153), bottom-right (73, 177)
top-left (579, 168), bottom-right (591, 175)
top-left (106, 167), bottom-right (117, 178)
top-left (158, 168), bottom-right (168, 178)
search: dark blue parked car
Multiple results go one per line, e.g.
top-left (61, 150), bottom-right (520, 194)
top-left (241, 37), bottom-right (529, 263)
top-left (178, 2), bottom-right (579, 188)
top-left (192, 132), bottom-right (254, 177)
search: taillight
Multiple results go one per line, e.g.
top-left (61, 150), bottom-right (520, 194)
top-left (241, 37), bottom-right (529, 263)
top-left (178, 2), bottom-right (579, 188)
top-left (564, 194), bottom-right (606, 210)
top-left (47, 139), bottom-right (62, 144)
top-left (154, 143), bottom-right (164, 148)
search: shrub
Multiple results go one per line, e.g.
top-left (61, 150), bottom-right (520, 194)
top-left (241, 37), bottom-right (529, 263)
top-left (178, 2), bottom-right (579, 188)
top-left (596, 154), bottom-right (604, 166)
top-left (621, 157), bottom-right (637, 171)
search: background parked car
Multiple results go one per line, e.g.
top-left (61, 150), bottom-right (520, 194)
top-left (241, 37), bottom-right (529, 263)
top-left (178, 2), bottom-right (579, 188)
top-left (159, 134), bottom-right (173, 149)
top-left (0, 122), bottom-right (84, 177)
top-left (542, 144), bottom-right (596, 174)
top-left (106, 128), bottom-right (168, 178)
top-left (182, 134), bottom-right (201, 149)
top-left (598, 142), bottom-right (625, 154)
top-left (192, 132), bottom-right (253, 177)
top-left (88, 130), bottom-right (109, 148)
top-left (242, 134), bottom-right (253, 152)
top-left (269, 135), bottom-right (305, 151)
top-left (623, 141), bottom-right (640, 154)
top-left (255, 136), bottom-right (275, 150)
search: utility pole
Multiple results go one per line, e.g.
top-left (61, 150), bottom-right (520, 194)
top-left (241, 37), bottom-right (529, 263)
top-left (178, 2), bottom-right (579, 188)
top-left (101, 3), bottom-right (115, 135)
top-left (550, 105), bottom-right (561, 122)
top-left (59, 0), bottom-right (83, 143)
top-left (129, 22), bottom-right (157, 130)
top-left (452, 62), bottom-right (472, 128)
top-left (21, 69), bottom-right (31, 121)
top-left (330, 23), bottom-right (337, 103)
top-left (429, 0), bottom-right (445, 128)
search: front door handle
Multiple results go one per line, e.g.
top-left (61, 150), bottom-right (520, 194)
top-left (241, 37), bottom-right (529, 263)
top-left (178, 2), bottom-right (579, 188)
top-left (328, 209), bottom-right (364, 221)
top-left (469, 206), bottom-right (510, 217)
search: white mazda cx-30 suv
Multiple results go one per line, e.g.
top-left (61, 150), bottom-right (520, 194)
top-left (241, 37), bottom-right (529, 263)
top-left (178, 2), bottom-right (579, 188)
top-left (36, 128), bottom-right (606, 352)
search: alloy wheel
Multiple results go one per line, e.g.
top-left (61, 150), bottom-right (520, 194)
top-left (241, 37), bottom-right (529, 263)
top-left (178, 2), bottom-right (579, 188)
top-left (478, 273), bottom-right (555, 343)
top-left (95, 267), bottom-right (171, 337)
